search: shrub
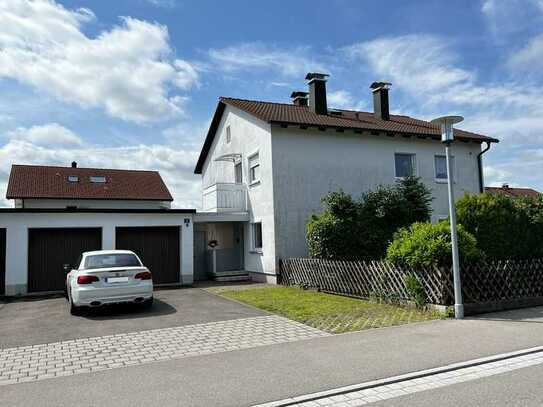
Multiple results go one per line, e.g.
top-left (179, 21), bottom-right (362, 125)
top-left (456, 193), bottom-right (543, 260)
top-left (306, 177), bottom-right (432, 260)
top-left (386, 222), bottom-right (483, 268)
top-left (404, 273), bottom-right (426, 307)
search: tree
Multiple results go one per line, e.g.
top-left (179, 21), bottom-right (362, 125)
top-left (306, 177), bottom-right (433, 260)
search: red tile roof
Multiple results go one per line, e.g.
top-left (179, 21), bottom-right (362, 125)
top-left (194, 97), bottom-right (498, 174)
top-left (485, 186), bottom-right (540, 198)
top-left (6, 165), bottom-right (173, 201)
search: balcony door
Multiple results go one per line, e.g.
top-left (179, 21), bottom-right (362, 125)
top-left (234, 162), bottom-right (243, 184)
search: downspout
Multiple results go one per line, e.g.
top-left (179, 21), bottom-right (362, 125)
top-left (477, 141), bottom-right (491, 193)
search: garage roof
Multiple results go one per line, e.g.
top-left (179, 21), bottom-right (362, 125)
top-left (6, 165), bottom-right (174, 201)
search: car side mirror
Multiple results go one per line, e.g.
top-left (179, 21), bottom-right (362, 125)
top-left (63, 264), bottom-right (71, 273)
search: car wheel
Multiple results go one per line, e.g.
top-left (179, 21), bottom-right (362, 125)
top-left (69, 293), bottom-right (82, 316)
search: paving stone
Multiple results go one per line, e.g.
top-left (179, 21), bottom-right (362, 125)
top-left (0, 315), bottom-right (328, 387)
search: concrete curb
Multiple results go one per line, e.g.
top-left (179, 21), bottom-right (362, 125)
top-left (253, 345), bottom-right (543, 407)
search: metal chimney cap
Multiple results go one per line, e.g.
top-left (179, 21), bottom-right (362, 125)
top-left (430, 115), bottom-right (464, 126)
top-left (71, 161), bottom-right (77, 168)
top-left (290, 91), bottom-right (309, 98)
top-left (305, 72), bottom-right (329, 81)
top-left (370, 81), bottom-right (392, 91)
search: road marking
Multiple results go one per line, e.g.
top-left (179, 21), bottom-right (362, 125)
top-left (253, 346), bottom-right (543, 406)
top-left (0, 315), bottom-right (329, 386)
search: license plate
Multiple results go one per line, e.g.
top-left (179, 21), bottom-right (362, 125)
top-left (106, 276), bottom-right (129, 283)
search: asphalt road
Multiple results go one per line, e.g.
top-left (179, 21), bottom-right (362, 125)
top-left (0, 287), bottom-right (265, 347)
top-left (374, 363), bottom-right (543, 407)
top-left (2, 306), bottom-right (543, 407)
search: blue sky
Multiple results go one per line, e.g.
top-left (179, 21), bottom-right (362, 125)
top-left (1, 0), bottom-right (543, 208)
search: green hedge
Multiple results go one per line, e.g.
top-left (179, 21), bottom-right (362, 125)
top-left (306, 177), bottom-right (432, 260)
top-left (456, 193), bottom-right (543, 260)
top-left (386, 222), bottom-right (483, 268)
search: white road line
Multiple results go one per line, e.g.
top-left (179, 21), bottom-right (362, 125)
top-left (253, 346), bottom-right (543, 407)
top-left (0, 315), bottom-right (329, 386)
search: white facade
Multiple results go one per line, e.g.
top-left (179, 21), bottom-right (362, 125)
top-left (0, 211), bottom-right (194, 295)
top-left (15, 198), bottom-right (171, 210)
top-left (199, 108), bottom-right (484, 280)
top-left (201, 106), bottom-right (277, 280)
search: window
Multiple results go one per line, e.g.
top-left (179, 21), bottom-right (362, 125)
top-left (394, 153), bottom-right (416, 178)
top-left (248, 153), bottom-right (260, 184)
top-left (68, 175), bottom-right (79, 182)
top-left (84, 253), bottom-right (141, 269)
top-left (435, 155), bottom-right (454, 181)
top-left (225, 125), bottom-right (231, 144)
top-left (234, 162), bottom-right (243, 183)
top-left (252, 222), bottom-right (263, 251)
top-left (90, 176), bottom-right (106, 183)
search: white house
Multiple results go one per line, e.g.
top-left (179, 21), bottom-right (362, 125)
top-left (194, 73), bottom-right (499, 283)
top-left (0, 164), bottom-right (194, 296)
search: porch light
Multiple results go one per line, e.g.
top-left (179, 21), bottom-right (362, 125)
top-left (431, 115), bottom-right (464, 319)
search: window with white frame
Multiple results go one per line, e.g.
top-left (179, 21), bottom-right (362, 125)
top-left (435, 155), bottom-right (454, 181)
top-left (394, 153), bottom-right (416, 178)
top-left (251, 222), bottom-right (263, 251)
top-left (248, 152), bottom-right (260, 184)
top-left (225, 125), bottom-right (231, 144)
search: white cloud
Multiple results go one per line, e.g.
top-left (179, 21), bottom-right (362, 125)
top-left (327, 90), bottom-right (366, 111)
top-left (508, 34), bottom-right (543, 73)
top-left (481, 0), bottom-right (543, 35)
top-left (0, 127), bottom-right (203, 209)
top-left (207, 42), bottom-right (328, 77)
top-left (7, 123), bottom-right (83, 147)
top-left (144, 0), bottom-right (176, 8)
top-left (0, 0), bottom-right (199, 124)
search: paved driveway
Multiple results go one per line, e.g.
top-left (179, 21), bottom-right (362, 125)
top-left (0, 287), bottom-right (266, 348)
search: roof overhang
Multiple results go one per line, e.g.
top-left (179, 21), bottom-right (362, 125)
top-left (194, 101), bottom-right (226, 174)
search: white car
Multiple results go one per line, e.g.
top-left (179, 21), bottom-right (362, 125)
top-left (66, 250), bottom-right (153, 315)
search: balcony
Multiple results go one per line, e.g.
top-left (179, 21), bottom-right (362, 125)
top-left (202, 183), bottom-right (247, 212)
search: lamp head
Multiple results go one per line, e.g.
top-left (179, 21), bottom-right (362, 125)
top-left (431, 115), bottom-right (464, 143)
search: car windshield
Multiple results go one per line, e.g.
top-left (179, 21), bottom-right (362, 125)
top-left (84, 253), bottom-right (141, 269)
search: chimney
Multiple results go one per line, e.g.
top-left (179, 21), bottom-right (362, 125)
top-left (290, 91), bottom-right (309, 106)
top-left (370, 81), bottom-right (392, 120)
top-left (306, 72), bottom-right (329, 115)
top-left (71, 161), bottom-right (77, 168)
top-left (502, 183), bottom-right (510, 189)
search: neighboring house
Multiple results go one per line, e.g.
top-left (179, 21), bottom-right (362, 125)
top-left (7, 163), bottom-right (173, 209)
top-left (194, 73), bottom-right (499, 283)
top-left (0, 164), bottom-right (194, 296)
top-left (485, 184), bottom-right (540, 198)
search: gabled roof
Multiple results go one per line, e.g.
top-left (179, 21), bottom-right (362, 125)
top-left (485, 186), bottom-right (540, 198)
top-left (194, 97), bottom-right (498, 174)
top-left (6, 165), bottom-right (173, 201)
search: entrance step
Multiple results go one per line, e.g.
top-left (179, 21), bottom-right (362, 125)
top-left (213, 270), bottom-right (250, 282)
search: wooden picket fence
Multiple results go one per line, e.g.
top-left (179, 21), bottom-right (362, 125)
top-left (279, 258), bottom-right (543, 307)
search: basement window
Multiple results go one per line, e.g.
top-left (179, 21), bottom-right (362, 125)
top-left (90, 176), bottom-right (106, 183)
top-left (68, 175), bottom-right (79, 182)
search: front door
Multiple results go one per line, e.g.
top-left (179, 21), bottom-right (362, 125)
top-left (233, 223), bottom-right (244, 270)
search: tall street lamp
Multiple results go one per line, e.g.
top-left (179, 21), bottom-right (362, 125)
top-left (431, 115), bottom-right (464, 319)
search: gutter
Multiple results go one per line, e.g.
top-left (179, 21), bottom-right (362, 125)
top-left (477, 141), bottom-right (492, 193)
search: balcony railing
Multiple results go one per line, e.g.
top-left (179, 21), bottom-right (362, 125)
top-left (202, 183), bottom-right (247, 212)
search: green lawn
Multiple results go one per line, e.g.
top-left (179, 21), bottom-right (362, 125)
top-left (219, 286), bottom-right (445, 334)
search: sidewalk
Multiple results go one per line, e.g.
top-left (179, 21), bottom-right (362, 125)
top-left (2, 306), bottom-right (543, 407)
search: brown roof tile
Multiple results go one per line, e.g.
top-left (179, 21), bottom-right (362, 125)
top-left (6, 165), bottom-right (173, 201)
top-left (485, 186), bottom-right (540, 198)
top-left (194, 97), bottom-right (498, 174)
